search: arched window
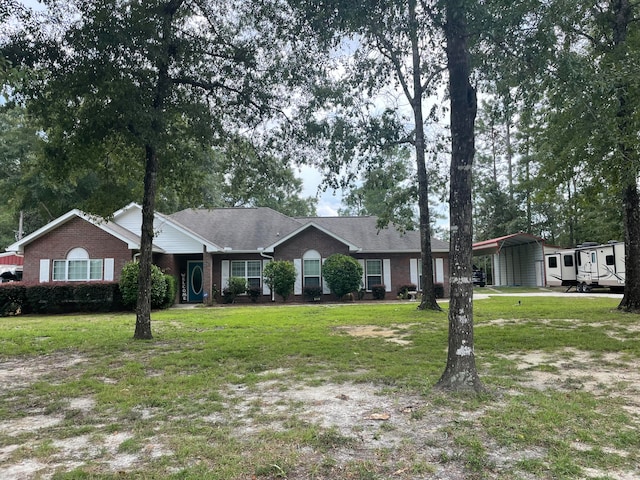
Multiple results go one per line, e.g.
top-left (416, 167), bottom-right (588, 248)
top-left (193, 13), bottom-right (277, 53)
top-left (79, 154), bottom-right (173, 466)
top-left (303, 250), bottom-right (321, 288)
top-left (53, 248), bottom-right (103, 281)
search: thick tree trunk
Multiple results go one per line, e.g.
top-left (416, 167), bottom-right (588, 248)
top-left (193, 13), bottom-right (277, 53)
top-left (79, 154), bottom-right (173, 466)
top-left (436, 0), bottom-right (483, 392)
top-left (610, 0), bottom-right (640, 312)
top-left (618, 184), bottom-right (640, 311)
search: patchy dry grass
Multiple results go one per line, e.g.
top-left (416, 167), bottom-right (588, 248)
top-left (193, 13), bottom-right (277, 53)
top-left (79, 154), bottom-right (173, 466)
top-left (1, 296), bottom-right (639, 479)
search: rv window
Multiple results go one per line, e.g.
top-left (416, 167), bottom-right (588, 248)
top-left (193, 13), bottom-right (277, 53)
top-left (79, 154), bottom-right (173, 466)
top-left (548, 257), bottom-right (558, 268)
top-left (591, 252), bottom-right (596, 263)
top-left (606, 255), bottom-right (614, 266)
top-left (563, 255), bottom-right (573, 267)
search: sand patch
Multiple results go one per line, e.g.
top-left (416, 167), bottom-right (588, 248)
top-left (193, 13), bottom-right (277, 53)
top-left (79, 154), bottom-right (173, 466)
top-left (336, 324), bottom-right (416, 345)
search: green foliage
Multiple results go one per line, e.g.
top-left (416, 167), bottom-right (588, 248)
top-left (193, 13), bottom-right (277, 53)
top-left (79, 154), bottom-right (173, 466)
top-left (397, 284), bottom-right (417, 299)
top-left (223, 277), bottom-right (247, 304)
top-left (322, 254), bottom-right (363, 299)
top-left (1, 282), bottom-right (122, 315)
top-left (303, 285), bottom-right (323, 300)
top-left (339, 147), bottom-right (419, 232)
top-left (119, 262), bottom-right (167, 310)
top-left (0, 283), bottom-right (26, 316)
top-left (162, 274), bottom-right (177, 309)
top-left (371, 284), bottom-right (386, 300)
top-left (263, 260), bottom-right (297, 302)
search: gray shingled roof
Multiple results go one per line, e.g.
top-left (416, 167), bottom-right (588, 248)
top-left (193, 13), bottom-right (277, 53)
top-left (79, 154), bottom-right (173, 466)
top-left (169, 207), bottom-right (304, 251)
top-left (169, 207), bottom-right (448, 253)
top-left (299, 216), bottom-right (448, 252)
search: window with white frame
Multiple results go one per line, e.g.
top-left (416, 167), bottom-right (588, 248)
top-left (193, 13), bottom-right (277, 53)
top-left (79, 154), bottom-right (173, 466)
top-left (231, 260), bottom-right (262, 289)
top-left (303, 250), bottom-right (321, 288)
top-left (365, 259), bottom-right (382, 290)
top-left (53, 248), bottom-right (103, 281)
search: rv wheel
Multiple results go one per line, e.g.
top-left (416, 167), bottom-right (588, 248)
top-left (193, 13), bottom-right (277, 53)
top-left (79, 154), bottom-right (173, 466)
top-left (577, 284), bottom-right (584, 293)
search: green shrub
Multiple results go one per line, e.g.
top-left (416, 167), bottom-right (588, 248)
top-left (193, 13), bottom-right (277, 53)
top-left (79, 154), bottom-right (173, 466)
top-left (0, 283), bottom-right (26, 316)
top-left (119, 261), bottom-right (168, 309)
top-left (303, 285), bottom-right (323, 300)
top-left (397, 284), bottom-right (418, 299)
top-left (371, 284), bottom-right (386, 300)
top-left (223, 277), bottom-right (247, 303)
top-left (263, 260), bottom-right (297, 302)
top-left (247, 286), bottom-right (262, 303)
top-left (6, 282), bottom-right (122, 314)
top-left (322, 254), bottom-right (363, 299)
top-left (163, 274), bottom-right (177, 308)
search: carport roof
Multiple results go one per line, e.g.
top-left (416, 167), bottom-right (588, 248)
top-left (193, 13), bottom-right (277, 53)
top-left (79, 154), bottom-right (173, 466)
top-left (473, 233), bottom-right (544, 256)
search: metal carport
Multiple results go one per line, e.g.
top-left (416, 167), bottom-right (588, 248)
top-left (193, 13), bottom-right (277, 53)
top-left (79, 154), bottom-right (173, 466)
top-left (473, 233), bottom-right (546, 287)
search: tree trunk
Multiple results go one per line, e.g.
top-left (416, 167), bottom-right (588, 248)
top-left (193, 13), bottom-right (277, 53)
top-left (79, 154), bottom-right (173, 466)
top-left (406, 0), bottom-right (440, 311)
top-left (435, 0), bottom-right (483, 392)
top-left (618, 183), bottom-right (640, 311)
top-left (133, 0), bottom-right (182, 339)
top-left (134, 144), bottom-right (158, 340)
top-left (610, 0), bottom-right (640, 312)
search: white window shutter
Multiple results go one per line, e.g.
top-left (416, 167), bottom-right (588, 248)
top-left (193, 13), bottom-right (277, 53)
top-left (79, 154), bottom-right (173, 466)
top-left (435, 258), bottom-right (444, 283)
top-left (410, 258), bottom-right (418, 286)
top-left (383, 259), bottom-right (391, 292)
top-left (221, 260), bottom-right (230, 288)
top-left (294, 259), bottom-right (302, 295)
top-left (104, 258), bottom-right (115, 281)
top-left (358, 259), bottom-right (365, 290)
top-left (262, 259), bottom-right (271, 295)
top-left (39, 259), bottom-right (50, 283)
top-left (322, 258), bottom-right (331, 294)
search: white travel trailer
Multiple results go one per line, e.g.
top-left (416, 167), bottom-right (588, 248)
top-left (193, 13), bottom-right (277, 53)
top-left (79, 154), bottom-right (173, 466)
top-left (545, 249), bottom-right (578, 288)
top-left (545, 241), bottom-right (625, 292)
top-left (575, 241), bottom-right (625, 292)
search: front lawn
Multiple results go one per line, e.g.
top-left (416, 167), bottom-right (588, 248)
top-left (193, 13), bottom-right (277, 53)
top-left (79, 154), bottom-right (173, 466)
top-left (1, 296), bottom-right (638, 479)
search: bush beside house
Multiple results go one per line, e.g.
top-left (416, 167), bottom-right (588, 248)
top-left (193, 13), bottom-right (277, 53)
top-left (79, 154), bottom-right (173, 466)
top-left (0, 282), bottom-right (123, 315)
top-left (263, 260), bottom-right (297, 302)
top-left (322, 254), bottom-right (364, 300)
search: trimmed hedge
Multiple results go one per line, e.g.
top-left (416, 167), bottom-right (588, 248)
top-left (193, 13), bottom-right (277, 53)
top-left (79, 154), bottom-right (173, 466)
top-left (1, 282), bottom-right (124, 315)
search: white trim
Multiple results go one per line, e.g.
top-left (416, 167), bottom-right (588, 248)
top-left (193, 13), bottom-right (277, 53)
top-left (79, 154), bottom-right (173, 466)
top-left (104, 258), bottom-right (115, 281)
top-left (435, 258), bottom-right (444, 283)
top-left (262, 259), bottom-right (271, 295)
top-left (221, 260), bottom-right (230, 288)
top-left (358, 259), bottom-right (365, 291)
top-left (321, 258), bottom-right (331, 294)
top-left (294, 259), bottom-right (302, 295)
top-left (410, 258), bottom-right (418, 285)
top-left (383, 259), bottom-right (391, 292)
top-left (39, 259), bottom-right (50, 283)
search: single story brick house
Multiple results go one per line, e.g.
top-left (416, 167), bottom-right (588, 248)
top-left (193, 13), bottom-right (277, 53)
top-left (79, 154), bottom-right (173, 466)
top-left (6, 203), bottom-right (450, 303)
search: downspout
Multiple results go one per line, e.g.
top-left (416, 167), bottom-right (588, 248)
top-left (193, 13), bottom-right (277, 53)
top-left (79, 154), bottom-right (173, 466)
top-left (258, 248), bottom-right (275, 302)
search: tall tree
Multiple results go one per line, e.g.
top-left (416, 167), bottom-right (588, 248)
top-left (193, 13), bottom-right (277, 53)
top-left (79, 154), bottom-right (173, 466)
top-left (435, 0), bottom-right (483, 392)
top-left (5, 0), bottom-right (312, 337)
top-left (527, 0), bottom-right (640, 310)
top-left (289, 0), bottom-right (447, 310)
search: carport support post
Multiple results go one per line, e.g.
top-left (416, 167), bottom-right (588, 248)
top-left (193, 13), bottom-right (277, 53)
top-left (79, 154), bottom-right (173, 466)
top-left (203, 247), bottom-right (213, 306)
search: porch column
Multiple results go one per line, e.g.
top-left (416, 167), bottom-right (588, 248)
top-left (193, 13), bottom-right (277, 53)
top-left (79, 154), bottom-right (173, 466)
top-left (203, 246), bottom-right (213, 306)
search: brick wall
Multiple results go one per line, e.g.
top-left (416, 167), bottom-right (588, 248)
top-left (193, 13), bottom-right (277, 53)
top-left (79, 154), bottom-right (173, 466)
top-left (22, 217), bottom-right (133, 283)
top-left (274, 227), bottom-right (350, 260)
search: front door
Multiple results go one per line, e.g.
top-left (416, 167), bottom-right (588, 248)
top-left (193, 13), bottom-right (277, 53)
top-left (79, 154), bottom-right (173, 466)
top-left (187, 261), bottom-right (204, 302)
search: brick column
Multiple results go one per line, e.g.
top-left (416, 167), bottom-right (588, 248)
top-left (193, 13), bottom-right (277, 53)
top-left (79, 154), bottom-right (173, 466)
top-left (203, 246), bottom-right (213, 306)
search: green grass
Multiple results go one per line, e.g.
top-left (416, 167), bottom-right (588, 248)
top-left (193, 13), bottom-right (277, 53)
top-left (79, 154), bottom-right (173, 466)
top-left (1, 296), bottom-right (639, 479)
